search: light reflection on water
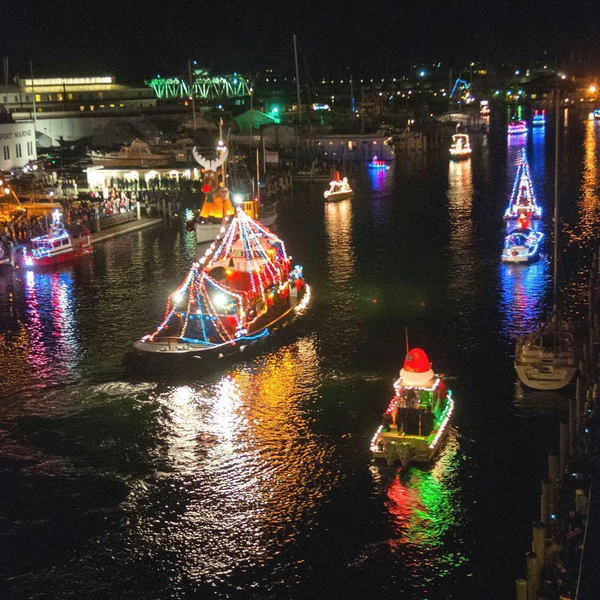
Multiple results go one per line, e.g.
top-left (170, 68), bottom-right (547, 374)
top-left (366, 431), bottom-right (468, 596)
top-left (499, 259), bottom-right (551, 340)
top-left (119, 336), bottom-right (335, 586)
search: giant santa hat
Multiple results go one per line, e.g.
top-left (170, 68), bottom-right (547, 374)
top-left (400, 348), bottom-right (435, 386)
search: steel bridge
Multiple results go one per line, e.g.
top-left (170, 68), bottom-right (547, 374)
top-left (146, 70), bottom-right (251, 100)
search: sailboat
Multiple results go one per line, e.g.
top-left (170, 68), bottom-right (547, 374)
top-left (504, 149), bottom-right (542, 220)
top-left (514, 89), bottom-right (577, 390)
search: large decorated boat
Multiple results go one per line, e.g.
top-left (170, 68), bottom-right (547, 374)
top-left (21, 210), bottom-right (92, 268)
top-left (324, 176), bottom-right (354, 202)
top-left (504, 149), bottom-right (542, 219)
top-left (370, 347), bottom-right (454, 467)
top-left (132, 208), bottom-right (310, 366)
top-left (449, 133), bottom-right (472, 160)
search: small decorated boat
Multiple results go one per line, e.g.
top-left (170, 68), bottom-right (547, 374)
top-left (324, 176), bottom-right (354, 202)
top-left (508, 119), bottom-right (528, 135)
top-left (502, 221), bottom-right (543, 263)
top-left (21, 210), bottom-right (92, 268)
top-left (532, 110), bottom-right (546, 127)
top-left (504, 149), bottom-right (542, 219)
top-left (449, 133), bottom-right (472, 160)
top-left (132, 208), bottom-right (311, 367)
top-left (368, 156), bottom-right (390, 169)
top-left (370, 347), bottom-right (454, 467)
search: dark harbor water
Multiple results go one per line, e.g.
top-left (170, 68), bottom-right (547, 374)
top-left (2, 115), bottom-right (600, 599)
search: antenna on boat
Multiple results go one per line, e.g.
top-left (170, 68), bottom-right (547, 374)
top-left (405, 327), bottom-right (410, 354)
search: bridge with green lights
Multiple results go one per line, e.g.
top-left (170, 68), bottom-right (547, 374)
top-left (146, 70), bottom-right (251, 100)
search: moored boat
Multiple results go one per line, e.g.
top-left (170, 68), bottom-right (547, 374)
top-left (91, 138), bottom-right (169, 168)
top-left (370, 347), bottom-right (454, 467)
top-left (21, 210), bottom-right (92, 268)
top-left (515, 312), bottom-right (577, 390)
top-left (449, 133), bottom-right (472, 160)
top-left (324, 176), bottom-right (354, 202)
top-left (504, 149), bottom-right (542, 220)
top-left (132, 208), bottom-right (311, 367)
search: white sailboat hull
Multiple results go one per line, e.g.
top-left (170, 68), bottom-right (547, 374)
top-left (515, 363), bottom-right (577, 390)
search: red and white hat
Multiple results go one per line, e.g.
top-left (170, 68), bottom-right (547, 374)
top-left (400, 348), bottom-right (435, 386)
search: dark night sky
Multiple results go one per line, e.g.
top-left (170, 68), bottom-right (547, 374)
top-left (2, 0), bottom-right (599, 83)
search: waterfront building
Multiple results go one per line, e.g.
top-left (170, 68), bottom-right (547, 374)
top-left (0, 120), bottom-right (37, 171)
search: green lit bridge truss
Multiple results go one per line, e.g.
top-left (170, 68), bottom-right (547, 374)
top-left (146, 71), bottom-right (251, 100)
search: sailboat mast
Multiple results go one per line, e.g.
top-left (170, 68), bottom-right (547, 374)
top-left (293, 34), bottom-right (302, 123)
top-left (553, 87), bottom-right (560, 313)
top-left (188, 59), bottom-right (197, 131)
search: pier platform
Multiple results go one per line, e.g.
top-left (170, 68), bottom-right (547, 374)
top-left (90, 218), bottom-right (162, 245)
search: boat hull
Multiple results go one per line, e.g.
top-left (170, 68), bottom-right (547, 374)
top-left (371, 397), bottom-right (454, 467)
top-left (502, 251), bottom-right (539, 264)
top-left (24, 242), bottom-right (92, 268)
top-left (324, 191), bottom-right (354, 202)
top-left (449, 151), bottom-right (472, 160)
top-left (127, 286), bottom-right (311, 373)
top-left (515, 363), bottom-right (577, 391)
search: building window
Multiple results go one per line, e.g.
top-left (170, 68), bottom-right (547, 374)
top-left (25, 95), bottom-right (30, 102)
top-left (68, 93), bottom-right (73, 100)
top-left (57, 93), bottom-right (63, 101)
top-left (27, 142), bottom-right (33, 155)
top-left (98, 92), bottom-right (104, 99)
top-left (3, 146), bottom-right (9, 160)
top-left (48, 95), bottom-right (52, 101)
top-left (79, 105), bottom-right (85, 111)
top-left (35, 94), bottom-right (41, 102)
top-left (14, 96), bottom-right (18, 102)
top-left (16, 144), bottom-right (22, 158)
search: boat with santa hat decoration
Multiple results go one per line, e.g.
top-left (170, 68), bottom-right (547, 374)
top-left (131, 207), bottom-right (310, 367)
top-left (370, 346), bottom-right (454, 467)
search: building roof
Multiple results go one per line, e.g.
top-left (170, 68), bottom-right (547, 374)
top-left (234, 109), bottom-right (277, 132)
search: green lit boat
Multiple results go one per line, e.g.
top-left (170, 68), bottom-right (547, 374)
top-left (370, 347), bottom-right (454, 467)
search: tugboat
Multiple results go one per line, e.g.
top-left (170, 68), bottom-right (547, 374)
top-left (132, 208), bottom-right (311, 367)
top-left (449, 133), bottom-right (472, 160)
top-left (508, 119), bottom-right (528, 135)
top-left (21, 210), bottom-right (92, 268)
top-left (504, 149), bottom-right (542, 220)
top-left (370, 347), bottom-right (454, 467)
top-left (324, 175), bottom-right (354, 202)
top-left (502, 215), bottom-right (544, 263)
